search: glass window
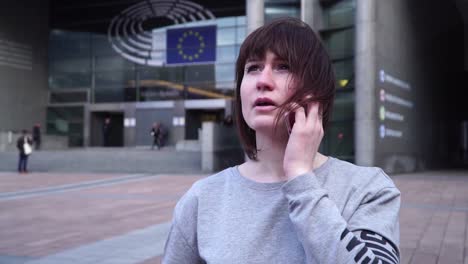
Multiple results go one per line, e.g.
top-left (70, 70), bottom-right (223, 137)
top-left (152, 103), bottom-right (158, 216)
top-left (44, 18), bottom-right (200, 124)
top-left (138, 66), bottom-right (164, 80)
top-left (50, 57), bottom-right (91, 73)
top-left (236, 26), bottom-right (246, 44)
top-left (322, 0), bottom-right (356, 29)
top-left (91, 33), bottom-right (114, 55)
top-left (333, 59), bottom-right (354, 87)
top-left (139, 86), bottom-right (183, 101)
top-left (215, 81), bottom-right (235, 91)
top-left (50, 90), bottom-right (89, 103)
top-left (217, 45), bottom-right (236, 62)
top-left (46, 106), bottom-right (84, 146)
top-left (319, 91), bottom-right (355, 161)
top-left (322, 28), bottom-right (354, 59)
top-left (49, 72), bottom-right (92, 90)
top-left (217, 27), bottom-right (236, 46)
top-left (216, 17), bottom-right (237, 27)
top-left (161, 66), bottom-right (184, 83)
top-left (49, 31), bottom-right (91, 58)
top-left (321, 120), bottom-right (354, 161)
top-left (331, 92), bottom-right (354, 122)
top-left (94, 70), bottom-right (135, 102)
top-left (216, 63), bottom-right (235, 82)
top-left (185, 64), bottom-right (214, 83)
top-left (236, 16), bottom-right (246, 26)
top-left (265, 6), bottom-right (300, 22)
top-left (95, 55), bottom-right (135, 71)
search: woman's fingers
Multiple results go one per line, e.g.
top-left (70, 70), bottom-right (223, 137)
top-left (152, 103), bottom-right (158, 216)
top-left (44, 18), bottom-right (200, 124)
top-left (294, 104), bottom-right (306, 126)
top-left (288, 101), bottom-right (322, 132)
top-left (307, 102), bottom-right (320, 123)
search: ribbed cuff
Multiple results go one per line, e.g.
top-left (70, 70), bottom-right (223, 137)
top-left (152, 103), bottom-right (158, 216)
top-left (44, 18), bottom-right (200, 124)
top-left (281, 172), bottom-right (322, 194)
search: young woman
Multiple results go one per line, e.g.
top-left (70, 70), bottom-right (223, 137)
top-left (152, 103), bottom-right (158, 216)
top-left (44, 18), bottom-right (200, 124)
top-left (163, 18), bottom-right (400, 264)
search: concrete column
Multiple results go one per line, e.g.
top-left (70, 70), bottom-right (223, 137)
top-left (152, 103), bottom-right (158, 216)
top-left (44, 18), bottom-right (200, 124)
top-left (355, 0), bottom-right (377, 166)
top-left (83, 104), bottom-right (90, 147)
top-left (172, 100), bottom-right (186, 142)
top-left (201, 122), bottom-right (214, 172)
top-left (247, 0), bottom-right (264, 34)
top-left (123, 104), bottom-right (136, 146)
top-left (301, 0), bottom-right (324, 31)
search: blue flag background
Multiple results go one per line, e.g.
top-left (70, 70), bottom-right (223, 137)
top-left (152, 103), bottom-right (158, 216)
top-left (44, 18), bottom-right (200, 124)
top-left (166, 25), bottom-right (217, 65)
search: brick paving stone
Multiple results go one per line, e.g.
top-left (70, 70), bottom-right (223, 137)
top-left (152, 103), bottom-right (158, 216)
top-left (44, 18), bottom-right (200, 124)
top-left (438, 211), bottom-right (466, 264)
top-left (399, 207), bottom-right (433, 250)
top-left (0, 172), bottom-right (121, 193)
top-left (139, 255), bottom-right (162, 264)
top-left (400, 247), bottom-right (415, 264)
top-left (0, 173), bottom-right (204, 258)
top-left (393, 171), bottom-right (468, 264)
top-left (466, 213), bottom-right (468, 264)
top-left (418, 211), bottom-right (450, 254)
top-left (438, 245), bottom-right (464, 264)
top-left (410, 251), bottom-right (438, 264)
top-left (1, 169), bottom-right (468, 263)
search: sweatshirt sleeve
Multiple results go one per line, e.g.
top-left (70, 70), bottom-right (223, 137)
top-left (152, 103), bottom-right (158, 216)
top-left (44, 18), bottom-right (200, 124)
top-left (281, 172), bottom-right (400, 264)
top-left (162, 187), bottom-right (204, 264)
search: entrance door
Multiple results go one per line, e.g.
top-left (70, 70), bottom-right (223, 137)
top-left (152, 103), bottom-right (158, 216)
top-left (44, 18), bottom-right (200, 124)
top-left (90, 112), bottom-right (124, 147)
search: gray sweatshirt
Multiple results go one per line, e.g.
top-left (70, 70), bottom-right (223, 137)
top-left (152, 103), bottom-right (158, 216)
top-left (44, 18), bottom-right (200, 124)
top-left (163, 157), bottom-right (400, 264)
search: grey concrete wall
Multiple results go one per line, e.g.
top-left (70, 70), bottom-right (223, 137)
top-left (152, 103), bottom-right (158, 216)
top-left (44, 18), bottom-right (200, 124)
top-left (372, 0), bottom-right (420, 173)
top-left (0, 0), bottom-right (49, 133)
top-left (0, 132), bottom-right (67, 152)
top-left (368, 0), bottom-right (464, 172)
top-left (201, 121), bottom-right (244, 172)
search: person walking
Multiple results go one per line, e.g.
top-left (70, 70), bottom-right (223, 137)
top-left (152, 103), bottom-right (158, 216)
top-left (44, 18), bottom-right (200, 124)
top-left (16, 130), bottom-right (33, 173)
top-left (150, 122), bottom-right (161, 150)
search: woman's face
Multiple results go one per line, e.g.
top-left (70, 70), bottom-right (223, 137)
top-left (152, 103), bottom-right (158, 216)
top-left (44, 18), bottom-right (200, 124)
top-left (240, 50), bottom-right (295, 132)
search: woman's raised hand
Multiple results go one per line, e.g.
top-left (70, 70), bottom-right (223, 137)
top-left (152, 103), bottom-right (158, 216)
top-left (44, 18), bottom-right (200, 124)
top-left (283, 102), bottom-right (323, 180)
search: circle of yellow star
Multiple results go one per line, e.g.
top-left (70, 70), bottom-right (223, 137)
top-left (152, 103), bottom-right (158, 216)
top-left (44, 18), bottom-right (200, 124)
top-left (177, 30), bottom-right (206, 62)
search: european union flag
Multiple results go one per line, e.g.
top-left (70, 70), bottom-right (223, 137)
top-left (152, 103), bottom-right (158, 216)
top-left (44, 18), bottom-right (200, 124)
top-left (166, 25), bottom-right (217, 65)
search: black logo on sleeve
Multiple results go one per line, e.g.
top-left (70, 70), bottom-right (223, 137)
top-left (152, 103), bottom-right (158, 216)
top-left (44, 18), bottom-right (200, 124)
top-left (340, 228), bottom-right (400, 264)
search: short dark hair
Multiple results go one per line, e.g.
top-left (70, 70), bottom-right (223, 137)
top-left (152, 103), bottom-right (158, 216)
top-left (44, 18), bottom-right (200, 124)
top-left (235, 17), bottom-right (336, 160)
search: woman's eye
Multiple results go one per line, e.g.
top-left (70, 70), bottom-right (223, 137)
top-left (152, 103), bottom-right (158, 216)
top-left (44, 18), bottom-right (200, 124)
top-left (246, 65), bottom-right (260, 73)
top-left (277, 64), bottom-right (290, 71)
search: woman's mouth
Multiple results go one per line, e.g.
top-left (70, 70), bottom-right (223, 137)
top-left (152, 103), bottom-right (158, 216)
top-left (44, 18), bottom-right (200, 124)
top-left (254, 98), bottom-right (276, 109)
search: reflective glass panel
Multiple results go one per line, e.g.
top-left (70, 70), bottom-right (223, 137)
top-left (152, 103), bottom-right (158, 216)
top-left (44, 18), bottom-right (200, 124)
top-left (323, 0), bottom-right (356, 29)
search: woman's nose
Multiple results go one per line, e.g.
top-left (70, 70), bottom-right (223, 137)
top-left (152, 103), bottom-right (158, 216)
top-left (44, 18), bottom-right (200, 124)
top-left (256, 67), bottom-right (274, 91)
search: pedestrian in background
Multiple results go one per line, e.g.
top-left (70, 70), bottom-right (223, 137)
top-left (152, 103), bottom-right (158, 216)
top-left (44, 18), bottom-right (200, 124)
top-left (32, 123), bottom-right (41, 150)
top-left (103, 117), bottom-right (111, 147)
top-left (150, 122), bottom-right (162, 150)
top-left (163, 18), bottom-right (400, 264)
top-left (16, 129), bottom-right (33, 173)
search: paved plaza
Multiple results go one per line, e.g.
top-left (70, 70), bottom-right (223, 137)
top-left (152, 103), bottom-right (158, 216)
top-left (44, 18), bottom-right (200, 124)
top-left (0, 150), bottom-right (467, 263)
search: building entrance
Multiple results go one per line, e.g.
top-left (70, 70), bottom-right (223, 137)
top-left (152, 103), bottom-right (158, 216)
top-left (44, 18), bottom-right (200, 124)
top-left (90, 112), bottom-right (124, 147)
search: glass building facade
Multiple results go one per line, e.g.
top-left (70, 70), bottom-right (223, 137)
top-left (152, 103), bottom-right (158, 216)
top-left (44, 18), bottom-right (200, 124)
top-left (321, 0), bottom-right (356, 162)
top-left (263, 0), bottom-right (355, 161)
top-left (47, 0), bottom-right (356, 161)
top-left (47, 16), bottom-right (246, 146)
